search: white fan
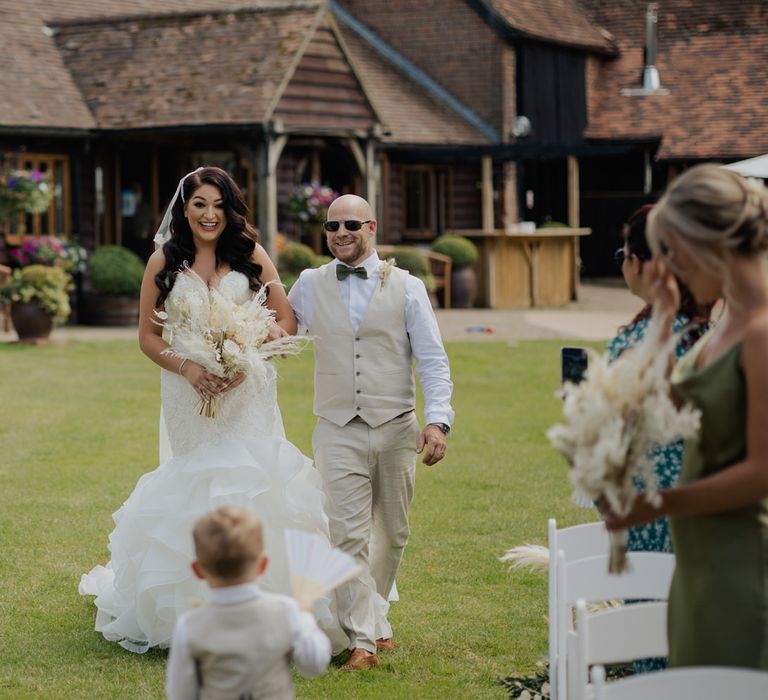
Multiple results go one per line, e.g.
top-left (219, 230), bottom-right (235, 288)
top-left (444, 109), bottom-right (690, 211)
top-left (284, 529), bottom-right (363, 609)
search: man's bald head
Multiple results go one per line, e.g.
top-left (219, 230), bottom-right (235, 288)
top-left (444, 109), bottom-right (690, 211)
top-left (325, 194), bottom-right (377, 266)
top-left (327, 194), bottom-right (373, 221)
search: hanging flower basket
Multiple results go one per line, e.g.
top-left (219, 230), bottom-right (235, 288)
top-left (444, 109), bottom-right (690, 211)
top-left (0, 169), bottom-right (52, 217)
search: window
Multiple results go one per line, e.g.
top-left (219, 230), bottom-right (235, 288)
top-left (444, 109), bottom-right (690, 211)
top-left (402, 166), bottom-right (450, 239)
top-left (2, 152), bottom-right (71, 238)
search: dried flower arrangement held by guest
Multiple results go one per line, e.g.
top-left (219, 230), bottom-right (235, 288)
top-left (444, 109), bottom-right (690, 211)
top-left (547, 310), bottom-right (701, 573)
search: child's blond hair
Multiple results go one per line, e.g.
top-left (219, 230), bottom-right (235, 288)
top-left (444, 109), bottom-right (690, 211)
top-left (193, 506), bottom-right (264, 581)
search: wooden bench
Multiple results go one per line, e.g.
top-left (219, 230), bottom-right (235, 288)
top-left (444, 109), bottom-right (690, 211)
top-left (376, 245), bottom-right (452, 309)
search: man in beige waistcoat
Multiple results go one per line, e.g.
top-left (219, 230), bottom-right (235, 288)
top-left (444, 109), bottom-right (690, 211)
top-left (288, 194), bottom-right (454, 670)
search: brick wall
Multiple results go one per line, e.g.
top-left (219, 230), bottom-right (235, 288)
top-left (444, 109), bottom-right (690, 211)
top-left (337, 0), bottom-right (506, 134)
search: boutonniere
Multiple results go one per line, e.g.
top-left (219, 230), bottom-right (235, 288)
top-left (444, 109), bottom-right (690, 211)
top-left (379, 258), bottom-right (397, 289)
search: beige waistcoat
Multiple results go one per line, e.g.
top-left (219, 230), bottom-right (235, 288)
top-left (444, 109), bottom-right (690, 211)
top-left (309, 262), bottom-right (416, 428)
top-left (185, 594), bottom-right (294, 700)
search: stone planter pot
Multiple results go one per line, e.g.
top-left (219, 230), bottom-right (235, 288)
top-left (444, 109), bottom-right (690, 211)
top-left (10, 301), bottom-right (53, 341)
top-left (80, 294), bottom-right (139, 326)
top-left (450, 266), bottom-right (478, 308)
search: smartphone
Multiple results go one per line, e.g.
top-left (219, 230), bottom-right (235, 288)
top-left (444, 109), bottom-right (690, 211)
top-left (561, 346), bottom-right (588, 385)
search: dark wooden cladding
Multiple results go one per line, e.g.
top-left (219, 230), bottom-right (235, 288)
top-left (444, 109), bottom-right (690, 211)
top-left (451, 164), bottom-right (482, 230)
top-left (273, 26), bottom-right (376, 131)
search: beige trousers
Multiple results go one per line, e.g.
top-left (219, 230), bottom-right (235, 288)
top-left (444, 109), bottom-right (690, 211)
top-left (313, 411), bottom-right (419, 653)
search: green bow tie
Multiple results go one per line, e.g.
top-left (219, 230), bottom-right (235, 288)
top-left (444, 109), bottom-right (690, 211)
top-left (336, 265), bottom-right (368, 281)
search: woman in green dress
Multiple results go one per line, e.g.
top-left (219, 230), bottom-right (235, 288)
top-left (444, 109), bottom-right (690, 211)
top-left (603, 164), bottom-right (768, 670)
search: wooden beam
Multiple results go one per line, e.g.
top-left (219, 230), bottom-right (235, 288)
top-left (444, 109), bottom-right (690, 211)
top-left (257, 134), bottom-right (288, 261)
top-left (567, 155), bottom-right (580, 301)
top-left (151, 147), bottom-right (159, 233)
top-left (481, 155), bottom-right (494, 231)
top-left (114, 151), bottom-right (122, 246)
top-left (567, 156), bottom-right (579, 227)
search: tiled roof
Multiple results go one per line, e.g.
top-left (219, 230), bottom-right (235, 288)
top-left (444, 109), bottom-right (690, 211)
top-left (337, 23), bottom-right (491, 145)
top-left (0, 1), bottom-right (319, 130)
top-left (52, 5), bottom-right (321, 129)
top-left (484, 0), bottom-right (616, 53)
top-left (583, 1), bottom-right (768, 159)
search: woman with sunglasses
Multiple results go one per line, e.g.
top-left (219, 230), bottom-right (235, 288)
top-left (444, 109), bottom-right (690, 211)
top-left (603, 164), bottom-right (768, 669)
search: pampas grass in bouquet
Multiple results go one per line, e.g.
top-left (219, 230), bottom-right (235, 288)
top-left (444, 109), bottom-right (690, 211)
top-left (547, 310), bottom-right (700, 573)
top-left (284, 529), bottom-right (363, 610)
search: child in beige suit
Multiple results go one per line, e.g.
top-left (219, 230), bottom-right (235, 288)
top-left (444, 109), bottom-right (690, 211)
top-left (166, 506), bottom-right (331, 700)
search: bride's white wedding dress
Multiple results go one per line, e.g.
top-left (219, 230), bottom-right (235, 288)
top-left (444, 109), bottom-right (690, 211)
top-left (79, 270), bottom-right (388, 653)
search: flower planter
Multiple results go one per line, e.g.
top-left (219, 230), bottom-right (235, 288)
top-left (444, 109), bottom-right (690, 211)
top-left (10, 301), bottom-right (53, 341)
top-left (450, 266), bottom-right (478, 308)
top-left (80, 294), bottom-right (139, 326)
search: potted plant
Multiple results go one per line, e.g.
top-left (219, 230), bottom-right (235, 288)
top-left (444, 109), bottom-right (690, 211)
top-left (0, 264), bottom-right (72, 341)
top-left (81, 245), bottom-right (144, 326)
top-left (286, 182), bottom-right (339, 254)
top-left (431, 234), bottom-right (479, 308)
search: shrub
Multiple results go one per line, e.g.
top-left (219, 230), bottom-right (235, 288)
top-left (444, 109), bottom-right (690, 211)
top-left (431, 234), bottom-right (478, 268)
top-left (0, 264), bottom-right (72, 323)
top-left (87, 246), bottom-right (145, 297)
top-left (278, 242), bottom-right (317, 276)
top-left (280, 273), bottom-right (299, 293)
top-left (387, 247), bottom-right (428, 277)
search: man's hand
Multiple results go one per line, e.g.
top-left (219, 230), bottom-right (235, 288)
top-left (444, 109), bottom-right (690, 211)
top-left (416, 424), bottom-right (447, 466)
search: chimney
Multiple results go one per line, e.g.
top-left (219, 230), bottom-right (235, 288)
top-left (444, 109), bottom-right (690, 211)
top-left (642, 3), bottom-right (661, 91)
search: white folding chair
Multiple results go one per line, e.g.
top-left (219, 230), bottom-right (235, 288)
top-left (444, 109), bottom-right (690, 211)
top-left (547, 518), bottom-right (610, 700)
top-left (591, 664), bottom-right (768, 699)
top-left (569, 599), bottom-right (668, 700)
top-left (557, 550), bottom-right (675, 700)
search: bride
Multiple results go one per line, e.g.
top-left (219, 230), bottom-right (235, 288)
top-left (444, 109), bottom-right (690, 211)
top-left (79, 167), bottom-right (386, 653)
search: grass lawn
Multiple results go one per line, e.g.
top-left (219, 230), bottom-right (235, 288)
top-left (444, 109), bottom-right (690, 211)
top-left (0, 338), bottom-right (601, 699)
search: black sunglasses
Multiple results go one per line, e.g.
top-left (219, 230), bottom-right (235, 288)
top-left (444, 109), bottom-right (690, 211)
top-left (323, 219), bottom-right (371, 233)
top-left (614, 247), bottom-right (627, 268)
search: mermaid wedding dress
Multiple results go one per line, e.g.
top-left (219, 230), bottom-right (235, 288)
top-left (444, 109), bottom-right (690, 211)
top-left (79, 271), bottom-right (388, 653)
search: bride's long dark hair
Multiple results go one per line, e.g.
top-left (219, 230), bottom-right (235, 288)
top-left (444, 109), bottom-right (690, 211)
top-left (154, 167), bottom-right (264, 307)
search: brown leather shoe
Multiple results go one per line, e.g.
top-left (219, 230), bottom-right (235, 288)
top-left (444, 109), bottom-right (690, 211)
top-left (340, 648), bottom-right (379, 671)
top-left (376, 637), bottom-right (396, 651)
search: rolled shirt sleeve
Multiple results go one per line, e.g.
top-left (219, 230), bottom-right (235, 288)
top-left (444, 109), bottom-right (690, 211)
top-left (405, 276), bottom-right (454, 428)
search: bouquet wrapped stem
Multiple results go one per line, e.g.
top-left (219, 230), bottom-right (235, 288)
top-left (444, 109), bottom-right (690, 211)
top-left (547, 309), bottom-right (700, 573)
top-left (608, 529), bottom-right (628, 574)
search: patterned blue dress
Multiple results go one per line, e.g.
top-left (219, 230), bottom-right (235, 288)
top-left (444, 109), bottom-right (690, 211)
top-left (606, 315), bottom-right (696, 553)
top-left (605, 313), bottom-right (706, 673)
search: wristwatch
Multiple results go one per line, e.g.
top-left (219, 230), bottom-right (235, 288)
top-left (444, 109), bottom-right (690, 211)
top-left (430, 423), bottom-right (451, 435)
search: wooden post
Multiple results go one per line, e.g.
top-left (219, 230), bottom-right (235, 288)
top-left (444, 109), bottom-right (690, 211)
top-left (114, 151), bottom-right (122, 246)
top-left (257, 132), bottom-right (287, 262)
top-left (481, 155), bottom-right (494, 231)
top-left (567, 156), bottom-right (580, 301)
top-left (365, 138), bottom-right (377, 218)
top-left (151, 147), bottom-right (159, 232)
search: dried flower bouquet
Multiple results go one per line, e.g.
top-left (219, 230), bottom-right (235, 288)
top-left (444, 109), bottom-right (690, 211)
top-left (547, 310), bottom-right (700, 573)
top-left (156, 274), bottom-right (303, 418)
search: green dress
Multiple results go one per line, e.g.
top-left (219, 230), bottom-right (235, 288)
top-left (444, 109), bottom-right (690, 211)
top-left (669, 336), bottom-right (768, 669)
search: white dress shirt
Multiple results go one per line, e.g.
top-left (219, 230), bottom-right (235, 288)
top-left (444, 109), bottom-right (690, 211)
top-left (288, 250), bottom-right (454, 428)
top-left (165, 582), bottom-right (331, 700)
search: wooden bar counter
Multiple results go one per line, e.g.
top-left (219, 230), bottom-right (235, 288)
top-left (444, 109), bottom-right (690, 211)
top-left (453, 228), bottom-right (591, 308)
